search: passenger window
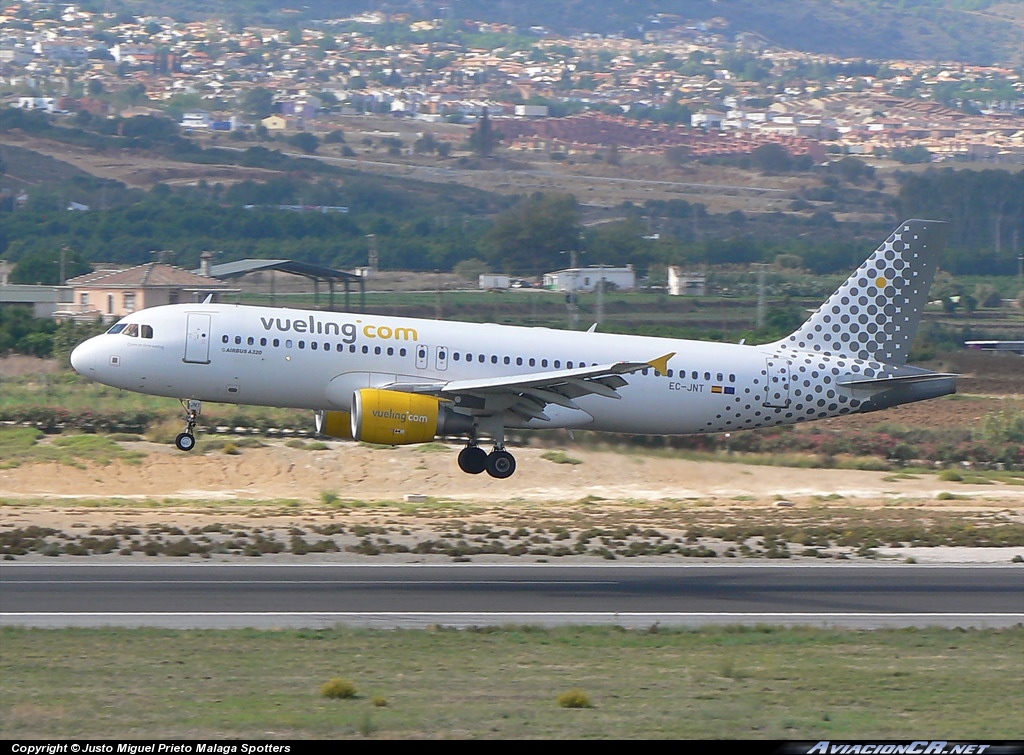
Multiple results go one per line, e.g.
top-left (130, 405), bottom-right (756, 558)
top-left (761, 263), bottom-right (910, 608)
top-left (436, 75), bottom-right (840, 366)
top-left (234, 336), bottom-right (241, 345)
top-left (516, 357), bottom-right (523, 366)
top-left (503, 356), bottom-right (510, 365)
top-left (285, 339), bottom-right (293, 348)
top-left (298, 341), bottom-right (305, 349)
top-left (260, 338), bottom-right (267, 347)
top-left (273, 339), bottom-right (280, 347)
top-left (311, 342), bottom-right (318, 350)
top-left (222, 335), bottom-right (229, 344)
top-left (247, 337), bottom-right (255, 346)
top-left (554, 360), bottom-right (561, 369)
top-left (529, 358), bottom-right (536, 367)
top-left (491, 355), bottom-right (498, 364)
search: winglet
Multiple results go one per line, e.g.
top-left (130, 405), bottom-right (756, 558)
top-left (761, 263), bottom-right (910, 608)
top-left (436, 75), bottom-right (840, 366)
top-left (647, 352), bottom-right (675, 376)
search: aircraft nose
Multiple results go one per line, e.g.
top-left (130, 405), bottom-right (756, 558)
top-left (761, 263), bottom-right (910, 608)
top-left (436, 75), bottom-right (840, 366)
top-left (70, 338), bottom-right (99, 376)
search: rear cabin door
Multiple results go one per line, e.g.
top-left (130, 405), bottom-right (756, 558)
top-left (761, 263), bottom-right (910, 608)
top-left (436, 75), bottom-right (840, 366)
top-left (764, 358), bottom-right (791, 407)
top-left (183, 313), bottom-right (212, 364)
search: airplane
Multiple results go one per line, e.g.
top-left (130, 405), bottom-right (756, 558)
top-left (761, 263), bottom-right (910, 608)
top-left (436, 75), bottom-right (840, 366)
top-left (70, 218), bottom-right (957, 479)
top-left (965, 341), bottom-right (1024, 355)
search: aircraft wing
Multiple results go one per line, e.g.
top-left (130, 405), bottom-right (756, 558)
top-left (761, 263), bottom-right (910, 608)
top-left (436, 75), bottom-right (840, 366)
top-left (385, 352), bottom-right (674, 422)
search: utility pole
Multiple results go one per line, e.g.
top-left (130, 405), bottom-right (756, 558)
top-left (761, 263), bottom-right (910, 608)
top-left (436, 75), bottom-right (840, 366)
top-left (753, 263), bottom-right (768, 332)
top-left (366, 234), bottom-right (378, 275)
top-left (561, 249), bottom-right (583, 330)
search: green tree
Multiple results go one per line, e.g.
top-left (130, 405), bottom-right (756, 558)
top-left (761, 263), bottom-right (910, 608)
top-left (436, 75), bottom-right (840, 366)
top-left (238, 87), bottom-right (275, 119)
top-left (469, 107), bottom-right (499, 157)
top-left (286, 132), bottom-right (319, 155)
top-left (482, 193), bottom-right (581, 275)
top-left (751, 143), bottom-right (793, 174)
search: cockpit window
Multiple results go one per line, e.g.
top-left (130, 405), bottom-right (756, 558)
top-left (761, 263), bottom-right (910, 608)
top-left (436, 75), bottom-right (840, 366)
top-left (108, 323), bottom-right (154, 338)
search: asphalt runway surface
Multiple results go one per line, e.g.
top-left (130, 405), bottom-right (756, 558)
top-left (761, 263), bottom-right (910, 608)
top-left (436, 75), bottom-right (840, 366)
top-left (2, 562), bottom-right (1021, 629)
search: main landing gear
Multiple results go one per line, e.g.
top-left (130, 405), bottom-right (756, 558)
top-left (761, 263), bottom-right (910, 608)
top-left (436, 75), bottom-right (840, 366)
top-left (458, 443), bottom-right (517, 479)
top-left (175, 399), bottom-right (202, 452)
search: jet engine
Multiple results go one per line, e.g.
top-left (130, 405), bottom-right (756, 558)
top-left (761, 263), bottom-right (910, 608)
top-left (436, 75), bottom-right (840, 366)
top-left (314, 410), bottom-right (353, 439)
top-left (350, 388), bottom-right (473, 445)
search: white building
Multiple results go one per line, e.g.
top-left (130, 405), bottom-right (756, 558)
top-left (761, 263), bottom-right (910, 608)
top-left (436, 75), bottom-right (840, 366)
top-left (667, 267), bottom-right (706, 296)
top-left (543, 265), bottom-right (635, 292)
top-left (478, 274), bottom-right (511, 290)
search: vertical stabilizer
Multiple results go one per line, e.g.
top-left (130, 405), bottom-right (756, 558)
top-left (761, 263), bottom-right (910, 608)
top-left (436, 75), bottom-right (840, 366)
top-left (772, 219), bottom-right (947, 365)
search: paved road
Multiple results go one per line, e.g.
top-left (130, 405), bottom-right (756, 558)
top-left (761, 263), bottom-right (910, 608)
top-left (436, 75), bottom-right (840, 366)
top-left (2, 562), bottom-right (1021, 629)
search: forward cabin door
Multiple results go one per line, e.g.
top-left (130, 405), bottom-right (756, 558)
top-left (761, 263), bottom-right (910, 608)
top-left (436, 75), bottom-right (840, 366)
top-left (183, 313), bottom-right (212, 364)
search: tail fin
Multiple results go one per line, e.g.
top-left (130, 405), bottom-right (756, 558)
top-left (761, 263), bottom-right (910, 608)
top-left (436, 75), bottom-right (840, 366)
top-left (772, 219), bottom-right (947, 365)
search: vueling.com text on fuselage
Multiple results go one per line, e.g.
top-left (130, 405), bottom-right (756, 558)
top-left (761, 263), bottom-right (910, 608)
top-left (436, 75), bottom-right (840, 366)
top-left (260, 316), bottom-right (418, 345)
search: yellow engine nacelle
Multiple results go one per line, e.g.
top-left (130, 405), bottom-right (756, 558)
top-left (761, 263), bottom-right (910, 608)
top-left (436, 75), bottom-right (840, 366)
top-left (314, 410), bottom-right (353, 439)
top-left (350, 388), bottom-right (473, 445)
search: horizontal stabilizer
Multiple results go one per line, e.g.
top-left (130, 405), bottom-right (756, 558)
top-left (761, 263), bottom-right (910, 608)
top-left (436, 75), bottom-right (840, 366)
top-left (837, 372), bottom-right (958, 388)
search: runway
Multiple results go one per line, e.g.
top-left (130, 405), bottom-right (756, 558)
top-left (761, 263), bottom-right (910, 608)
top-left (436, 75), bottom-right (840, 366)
top-left (2, 562), bottom-right (1021, 629)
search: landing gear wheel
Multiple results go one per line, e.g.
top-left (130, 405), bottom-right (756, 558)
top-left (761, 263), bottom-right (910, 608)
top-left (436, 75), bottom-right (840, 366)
top-left (458, 445), bottom-right (488, 475)
top-left (175, 432), bottom-right (196, 452)
top-left (176, 399), bottom-right (202, 451)
top-left (485, 449), bottom-right (516, 479)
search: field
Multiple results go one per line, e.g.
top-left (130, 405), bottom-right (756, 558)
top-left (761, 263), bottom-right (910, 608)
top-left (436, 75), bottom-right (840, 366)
top-left (0, 120), bottom-right (843, 216)
top-left (2, 625), bottom-right (1021, 739)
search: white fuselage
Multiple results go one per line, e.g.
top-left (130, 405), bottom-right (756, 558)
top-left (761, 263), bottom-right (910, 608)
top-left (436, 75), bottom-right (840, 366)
top-left (69, 301), bottom-right (894, 436)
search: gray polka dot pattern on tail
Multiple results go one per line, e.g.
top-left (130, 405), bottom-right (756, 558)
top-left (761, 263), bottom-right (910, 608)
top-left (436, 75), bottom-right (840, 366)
top-left (692, 220), bottom-right (952, 433)
top-left (771, 219), bottom-right (947, 366)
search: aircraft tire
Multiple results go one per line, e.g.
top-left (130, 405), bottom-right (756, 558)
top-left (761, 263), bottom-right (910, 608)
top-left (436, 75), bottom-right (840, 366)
top-left (175, 432), bottom-right (196, 452)
top-left (458, 445), bottom-right (488, 474)
top-left (485, 450), bottom-right (516, 479)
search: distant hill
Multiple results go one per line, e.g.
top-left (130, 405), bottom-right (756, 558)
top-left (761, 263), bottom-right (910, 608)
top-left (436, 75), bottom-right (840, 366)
top-left (139, 0), bottom-right (1022, 65)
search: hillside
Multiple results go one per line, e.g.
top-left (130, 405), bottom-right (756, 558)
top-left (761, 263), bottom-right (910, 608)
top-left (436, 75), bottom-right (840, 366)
top-left (112, 0), bottom-right (1024, 65)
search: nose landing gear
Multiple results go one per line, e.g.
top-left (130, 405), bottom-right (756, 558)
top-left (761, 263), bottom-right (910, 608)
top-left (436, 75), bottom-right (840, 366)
top-left (175, 399), bottom-right (202, 452)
